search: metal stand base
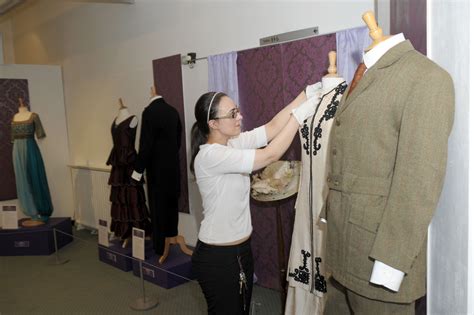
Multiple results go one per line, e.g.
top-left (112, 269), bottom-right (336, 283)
top-left (131, 260), bottom-right (158, 311)
top-left (129, 296), bottom-right (158, 311)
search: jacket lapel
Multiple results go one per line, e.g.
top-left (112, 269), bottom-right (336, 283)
top-left (336, 40), bottom-right (415, 116)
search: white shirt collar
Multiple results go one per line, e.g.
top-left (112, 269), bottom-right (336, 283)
top-left (149, 95), bottom-right (163, 103)
top-left (363, 33), bottom-right (405, 69)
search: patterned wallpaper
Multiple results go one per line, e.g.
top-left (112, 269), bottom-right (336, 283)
top-left (0, 79), bottom-right (29, 201)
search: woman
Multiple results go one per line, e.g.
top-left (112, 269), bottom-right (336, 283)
top-left (190, 88), bottom-right (319, 314)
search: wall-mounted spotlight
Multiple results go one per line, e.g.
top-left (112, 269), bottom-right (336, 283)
top-left (181, 52), bottom-right (197, 68)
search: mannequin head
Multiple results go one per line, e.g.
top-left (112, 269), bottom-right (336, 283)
top-left (18, 97), bottom-right (26, 108)
top-left (362, 10), bottom-right (391, 51)
top-left (118, 97), bottom-right (127, 109)
top-left (151, 84), bottom-right (160, 97)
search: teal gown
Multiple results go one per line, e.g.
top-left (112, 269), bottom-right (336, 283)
top-left (11, 113), bottom-right (53, 221)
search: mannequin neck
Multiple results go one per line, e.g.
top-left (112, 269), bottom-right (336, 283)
top-left (19, 107), bottom-right (30, 113)
top-left (321, 76), bottom-right (344, 93)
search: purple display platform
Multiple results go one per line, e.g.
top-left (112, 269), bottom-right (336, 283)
top-left (98, 240), bottom-right (133, 272)
top-left (98, 239), bottom-right (154, 272)
top-left (0, 217), bottom-right (73, 256)
top-left (132, 245), bottom-right (194, 289)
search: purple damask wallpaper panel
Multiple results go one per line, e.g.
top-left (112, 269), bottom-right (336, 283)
top-left (281, 34), bottom-right (337, 103)
top-left (391, 0), bottom-right (426, 55)
top-left (152, 55), bottom-right (189, 214)
top-left (0, 79), bottom-right (29, 201)
top-left (237, 45), bottom-right (288, 290)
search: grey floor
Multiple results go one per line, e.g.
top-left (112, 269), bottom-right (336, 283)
top-left (0, 228), bottom-right (281, 315)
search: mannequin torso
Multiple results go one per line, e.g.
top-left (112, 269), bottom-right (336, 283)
top-left (115, 108), bottom-right (138, 128)
top-left (13, 107), bottom-right (33, 122)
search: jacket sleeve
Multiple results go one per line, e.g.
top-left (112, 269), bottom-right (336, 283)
top-left (369, 69), bottom-right (455, 273)
top-left (134, 110), bottom-right (154, 174)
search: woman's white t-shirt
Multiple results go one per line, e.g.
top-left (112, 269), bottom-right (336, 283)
top-left (195, 126), bottom-right (267, 244)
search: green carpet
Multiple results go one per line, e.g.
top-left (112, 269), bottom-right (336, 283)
top-left (0, 228), bottom-right (281, 314)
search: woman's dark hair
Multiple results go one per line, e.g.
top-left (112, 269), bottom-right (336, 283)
top-left (190, 91), bottom-right (227, 175)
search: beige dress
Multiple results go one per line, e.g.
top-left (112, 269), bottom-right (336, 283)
top-left (285, 82), bottom-right (347, 315)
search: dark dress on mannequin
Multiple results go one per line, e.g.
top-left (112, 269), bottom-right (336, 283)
top-left (135, 97), bottom-right (182, 256)
top-left (107, 115), bottom-right (151, 240)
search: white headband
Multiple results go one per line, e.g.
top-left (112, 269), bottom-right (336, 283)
top-left (206, 92), bottom-right (219, 123)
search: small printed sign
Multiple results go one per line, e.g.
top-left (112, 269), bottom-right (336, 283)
top-left (98, 219), bottom-right (109, 247)
top-left (132, 228), bottom-right (145, 260)
top-left (2, 205), bottom-right (18, 229)
top-left (106, 252), bottom-right (117, 262)
top-left (143, 266), bottom-right (155, 278)
top-left (14, 241), bottom-right (30, 248)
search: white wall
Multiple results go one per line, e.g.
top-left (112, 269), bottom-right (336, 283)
top-left (427, 0), bottom-right (471, 314)
top-left (375, 0), bottom-right (390, 35)
top-left (0, 19), bottom-right (15, 64)
top-left (0, 64), bottom-right (73, 222)
top-left (4, 0), bottom-right (373, 244)
top-left (0, 33), bottom-right (4, 63)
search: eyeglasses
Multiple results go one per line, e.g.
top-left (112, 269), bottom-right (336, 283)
top-left (214, 107), bottom-right (240, 120)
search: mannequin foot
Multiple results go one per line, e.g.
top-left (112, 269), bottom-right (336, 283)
top-left (122, 238), bottom-right (130, 248)
top-left (21, 219), bottom-right (45, 227)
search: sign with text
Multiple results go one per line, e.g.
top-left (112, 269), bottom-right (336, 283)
top-left (98, 219), bottom-right (109, 247)
top-left (132, 228), bottom-right (145, 261)
top-left (2, 205), bottom-right (18, 229)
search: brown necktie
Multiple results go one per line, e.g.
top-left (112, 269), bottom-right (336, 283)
top-left (347, 63), bottom-right (367, 95)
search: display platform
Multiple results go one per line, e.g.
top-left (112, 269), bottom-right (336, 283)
top-left (132, 245), bottom-right (194, 289)
top-left (0, 217), bottom-right (73, 256)
top-left (98, 239), bottom-right (154, 272)
top-left (98, 239), bottom-right (133, 271)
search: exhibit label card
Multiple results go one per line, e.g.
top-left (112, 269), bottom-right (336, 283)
top-left (132, 228), bottom-right (145, 260)
top-left (2, 205), bottom-right (18, 229)
top-left (98, 219), bottom-right (109, 247)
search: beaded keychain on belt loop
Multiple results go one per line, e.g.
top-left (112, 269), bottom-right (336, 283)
top-left (237, 255), bottom-right (248, 311)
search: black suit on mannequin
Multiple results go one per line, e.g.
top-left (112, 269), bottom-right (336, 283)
top-left (135, 96), bottom-right (182, 255)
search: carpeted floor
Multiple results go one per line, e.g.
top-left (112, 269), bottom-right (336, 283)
top-left (0, 228), bottom-right (281, 315)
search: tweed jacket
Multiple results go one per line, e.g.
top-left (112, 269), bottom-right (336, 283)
top-left (324, 40), bottom-right (454, 303)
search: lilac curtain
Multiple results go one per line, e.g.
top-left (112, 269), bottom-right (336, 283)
top-left (0, 79), bottom-right (29, 201)
top-left (336, 26), bottom-right (372, 84)
top-left (237, 33), bottom-right (337, 290)
top-left (208, 52), bottom-right (239, 105)
top-left (152, 55), bottom-right (189, 214)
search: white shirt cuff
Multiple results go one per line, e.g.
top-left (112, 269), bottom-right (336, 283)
top-left (131, 171), bottom-right (143, 181)
top-left (370, 260), bottom-right (405, 292)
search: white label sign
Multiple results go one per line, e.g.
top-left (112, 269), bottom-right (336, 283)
top-left (132, 228), bottom-right (145, 261)
top-left (2, 205), bottom-right (18, 229)
top-left (98, 219), bottom-right (109, 247)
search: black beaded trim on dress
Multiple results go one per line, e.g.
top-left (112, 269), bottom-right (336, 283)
top-left (288, 250), bottom-right (311, 285)
top-left (314, 257), bottom-right (327, 293)
top-left (312, 82), bottom-right (347, 156)
top-left (300, 82), bottom-right (347, 156)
